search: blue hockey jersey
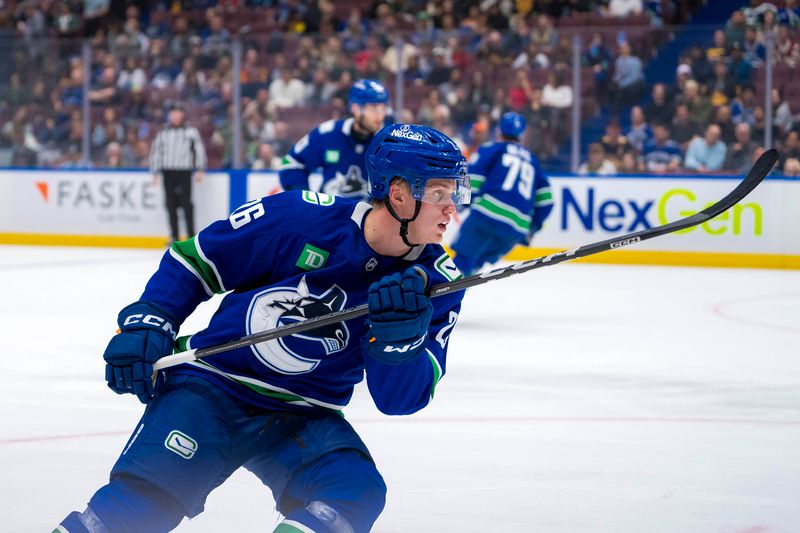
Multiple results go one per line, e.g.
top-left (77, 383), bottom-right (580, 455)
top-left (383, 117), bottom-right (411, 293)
top-left (279, 118), bottom-right (374, 199)
top-left (140, 191), bottom-right (463, 416)
top-left (467, 141), bottom-right (553, 238)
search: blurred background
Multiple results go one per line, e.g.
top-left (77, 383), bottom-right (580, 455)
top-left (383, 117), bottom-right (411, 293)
top-left (1, 0), bottom-right (797, 176)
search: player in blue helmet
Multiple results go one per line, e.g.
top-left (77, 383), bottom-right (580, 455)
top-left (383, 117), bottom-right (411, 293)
top-left (366, 123), bottom-right (471, 248)
top-left (279, 79), bottom-right (390, 199)
top-left (56, 124), bottom-right (467, 533)
top-left (450, 111), bottom-right (554, 276)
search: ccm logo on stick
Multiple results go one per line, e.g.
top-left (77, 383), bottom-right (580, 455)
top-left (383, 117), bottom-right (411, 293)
top-left (610, 236), bottom-right (642, 249)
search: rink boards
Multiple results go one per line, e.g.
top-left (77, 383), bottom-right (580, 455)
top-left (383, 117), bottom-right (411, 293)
top-left (0, 169), bottom-right (798, 269)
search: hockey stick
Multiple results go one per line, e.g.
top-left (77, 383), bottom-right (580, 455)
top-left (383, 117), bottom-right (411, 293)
top-left (153, 148), bottom-right (778, 374)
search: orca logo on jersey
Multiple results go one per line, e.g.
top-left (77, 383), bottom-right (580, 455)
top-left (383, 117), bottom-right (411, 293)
top-left (322, 164), bottom-right (367, 198)
top-left (246, 276), bottom-right (350, 374)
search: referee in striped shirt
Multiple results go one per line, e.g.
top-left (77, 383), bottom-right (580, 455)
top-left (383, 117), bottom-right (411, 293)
top-left (149, 106), bottom-right (207, 244)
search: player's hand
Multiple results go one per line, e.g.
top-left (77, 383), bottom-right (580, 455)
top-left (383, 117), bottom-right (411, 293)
top-left (363, 266), bottom-right (433, 365)
top-left (103, 301), bottom-right (177, 404)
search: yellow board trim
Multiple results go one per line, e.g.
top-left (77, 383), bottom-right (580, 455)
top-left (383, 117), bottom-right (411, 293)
top-left (0, 233), bottom-right (169, 249)
top-left (443, 245), bottom-right (800, 270)
top-left (504, 246), bottom-right (800, 270)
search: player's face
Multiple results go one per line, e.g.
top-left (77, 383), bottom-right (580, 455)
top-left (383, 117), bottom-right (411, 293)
top-left (407, 180), bottom-right (457, 244)
top-left (355, 103), bottom-right (387, 134)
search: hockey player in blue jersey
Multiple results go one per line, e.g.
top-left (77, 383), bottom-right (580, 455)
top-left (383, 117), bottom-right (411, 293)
top-left (279, 79), bottom-right (390, 199)
top-left (55, 124), bottom-right (470, 533)
top-left (451, 111), bottom-right (554, 276)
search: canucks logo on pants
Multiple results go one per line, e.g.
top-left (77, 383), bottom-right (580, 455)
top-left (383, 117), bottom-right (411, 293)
top-left (246, 276), bottom-right (350, 375)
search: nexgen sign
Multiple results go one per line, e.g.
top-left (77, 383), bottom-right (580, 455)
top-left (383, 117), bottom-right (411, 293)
top-left (560, 185), bottom-right (763, 237)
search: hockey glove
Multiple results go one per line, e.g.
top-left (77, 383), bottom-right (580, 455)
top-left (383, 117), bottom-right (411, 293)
top-left (103, 301), bottom-right (177, 404)
top-left (363, 266), bottom-right (433, 365)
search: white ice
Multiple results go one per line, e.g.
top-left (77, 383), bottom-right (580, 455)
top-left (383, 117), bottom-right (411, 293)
top-left (1, 245), bottom-right (798, 532)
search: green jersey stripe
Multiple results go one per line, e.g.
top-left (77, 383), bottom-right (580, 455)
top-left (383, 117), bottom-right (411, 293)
top-left (187, 360), bottom-right (346, 411)
top-left (168, 247), bottom-right (214, 297)
top-left (473, 195), bottom-right (531, 232)
top-left (195, 234), bottom-right (227, 292)
top-left (171, 237), bottom-right (224, 294)
top-left (427, 349), bottom-right (443, 399)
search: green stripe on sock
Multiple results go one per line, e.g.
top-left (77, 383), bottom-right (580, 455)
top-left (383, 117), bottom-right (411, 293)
top-left (171, 237), bottom-right (223, 294)
top-left (273, 523), bottom-right (307, 533)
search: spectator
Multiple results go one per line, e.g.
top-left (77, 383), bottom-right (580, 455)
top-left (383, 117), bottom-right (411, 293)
top-left (611, 41), bottom-right (646, 113)
top-left (779, 131), bottom-right (800, 167)
top-left (641, 123), bottom-right (682, 172)
top-left (706, 30), bottom-right (729, 62)
top-left (684, 124), bottom-right (727, 172)
top-left (251, 142), bottom-right (281, 170)
top-left (426, 47), bottom-right (453, 86)
top-left (512, 41), bottom-right (550, 70)
top-left (643, 83), bottom-right (674, 126)
top-left (584, 33), bottom-right (612, 100)
top-left (381, 31), bottom-right (418, 74)
top-left (509, 69), bottom-right (533, 112)
top-left (578, 143), bottom-right (618, 175)
top-left (742, 26), bottom-right (765, 68)
top-left (706, 61), bottom-right (736, 107)
top-left (530, 14), bottom-right (556, 55)
top-left (102, 141), bottom-right (123, 168)
top-left (731, 85), bottom-right (757, 126)
top-left (268, 69), bottom-right (307, 112)
top-left (754, 105), bottom-right (780, 145)
top-left (91, 107), bottom-right (125, 156)
top-left (541, 65), bottom-right (572, 145)
top-left (772, 88), bottom-right (795, 135)
top-left (725, 10), bottom-right (747, 47)
top-left (775, 25), bottom-right (800, 68)
top-left (678, 79), bottom-right (713, 125)
top-left (619, 150), bottom-right (642, 173)
top-left (783, 157), bottom-right (800, 176)
top-left (524, 87), bottom-right (552, 157)
top-left (727, 42), bottom-right (752, 86)
top-left (601, 119), bottom-right (630, 162)
top-left (723, 123), bottom-right (756, 173)
top-left (626, 105), bottom-right (653, 152)
top-left (712, 105), bottom-right (736, 145)
top-left (607, 0), bottom-right (643, 17)
top-left (686, 45), bottom-right (713, 85)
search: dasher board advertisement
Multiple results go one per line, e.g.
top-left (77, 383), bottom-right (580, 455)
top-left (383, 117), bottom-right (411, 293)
top-left (0, 170), bottom-right (230, 246)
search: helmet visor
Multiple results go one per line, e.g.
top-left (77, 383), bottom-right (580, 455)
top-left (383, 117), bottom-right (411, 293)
top-left (418, 176), bottom-right (471, 206)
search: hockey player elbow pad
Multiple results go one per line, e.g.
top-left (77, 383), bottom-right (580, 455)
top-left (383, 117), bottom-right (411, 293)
top-left (103, 301), bottom-right (178, 403)
top-left (363, 266), bottom-right (433, 365)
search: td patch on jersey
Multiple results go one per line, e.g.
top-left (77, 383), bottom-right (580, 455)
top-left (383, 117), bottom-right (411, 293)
top-left (246, 276), bottom-right (350, 375)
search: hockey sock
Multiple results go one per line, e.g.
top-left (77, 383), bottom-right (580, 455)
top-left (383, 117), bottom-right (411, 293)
top-left (86, 474), bottom-right (186, 532)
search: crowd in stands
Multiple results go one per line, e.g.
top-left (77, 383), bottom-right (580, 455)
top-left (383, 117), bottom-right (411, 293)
top-left (581, 2), bottom-right (800, 177)
top-left (0, 0), bottom-right (797, 177)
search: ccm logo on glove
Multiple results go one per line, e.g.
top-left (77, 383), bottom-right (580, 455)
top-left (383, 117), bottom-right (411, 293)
top-left (122, 313), bottom-right (177, 338)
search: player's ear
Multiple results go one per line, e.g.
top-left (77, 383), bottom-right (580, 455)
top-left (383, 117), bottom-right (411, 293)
top-left (388, 179), bottom-right (409, 206)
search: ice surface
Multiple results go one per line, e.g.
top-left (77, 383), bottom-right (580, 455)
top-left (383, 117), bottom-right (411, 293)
top-left (1, 245), bottom-right (798, 532)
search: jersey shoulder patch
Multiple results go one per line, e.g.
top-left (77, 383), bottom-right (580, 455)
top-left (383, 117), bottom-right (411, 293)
top-left (318, 120), bottom-right (337, 134)
top-left (433, 252), bottom-right (462, 282)
top-left (301, 191), bottom-right (336, 206)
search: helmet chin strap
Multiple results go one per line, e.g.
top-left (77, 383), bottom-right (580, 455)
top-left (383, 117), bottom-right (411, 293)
top-left (385, 198), bottom-right (422, 248)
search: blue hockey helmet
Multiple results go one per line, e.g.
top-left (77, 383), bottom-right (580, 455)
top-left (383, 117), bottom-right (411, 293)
top-left (499, 111), bottom-right (527, 138)
top-left (366, 124), bottom-right (470, 206)
top-left (349, 79), bottom-right (390, 106)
